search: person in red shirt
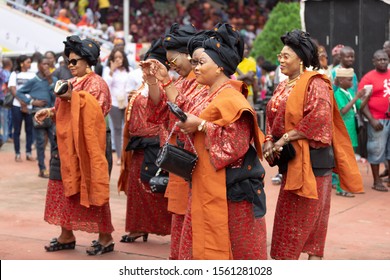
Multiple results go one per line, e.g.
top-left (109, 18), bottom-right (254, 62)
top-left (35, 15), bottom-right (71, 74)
top-left (359, 49), bottom-right (390, 192)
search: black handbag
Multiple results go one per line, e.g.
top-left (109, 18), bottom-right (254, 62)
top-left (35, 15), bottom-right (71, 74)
top-left (269, 142), bottom-right (296, 174)
top-left (155, 125), bottom-right (198, 181)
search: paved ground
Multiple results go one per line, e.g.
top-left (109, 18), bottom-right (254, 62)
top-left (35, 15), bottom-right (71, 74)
top-left (0, 136), bottom-right (389, 260)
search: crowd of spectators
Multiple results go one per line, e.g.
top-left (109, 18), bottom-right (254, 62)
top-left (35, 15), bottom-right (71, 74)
top-left (11, 0), bottom-right (299, 47)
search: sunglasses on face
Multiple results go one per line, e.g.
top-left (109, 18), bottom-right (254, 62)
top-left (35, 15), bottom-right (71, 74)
top-left (67, 58), bottom-right (83, 66)
top-left (168, 54), bottom-right (181, 67)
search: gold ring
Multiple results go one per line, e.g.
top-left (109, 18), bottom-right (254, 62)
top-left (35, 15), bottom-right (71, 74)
top-left (272, 147), bottom-right (276, 152)
top-left (264, 152), bottom-right (269, 157)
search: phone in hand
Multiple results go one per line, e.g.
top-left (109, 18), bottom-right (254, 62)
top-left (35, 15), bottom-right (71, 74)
top-left (167, 101), bottom-right (187, 122)
top-left (54, 80), bottom-right (71, 95)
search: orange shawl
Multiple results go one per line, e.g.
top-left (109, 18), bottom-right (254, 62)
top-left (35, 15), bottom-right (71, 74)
top-left (56, 90), bottom-right (109, 207)
top-left (285, 71), bottom-right (364, 198)
top-left (117, 91), bottom-right (140, 194)
top-left (191, 83), bottom-right (264, 260)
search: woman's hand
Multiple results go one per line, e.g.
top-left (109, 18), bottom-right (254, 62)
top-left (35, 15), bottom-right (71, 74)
top-left (110, 59), bottom-right (121, 72)
top-left (176, 113), bottom-right (202, 134)
top-left (140, 59), bottom-right (169, 83)
top-left (34, 108), bottom-right (52, 124)
top-left (263, 140), bottom-right (275, 164)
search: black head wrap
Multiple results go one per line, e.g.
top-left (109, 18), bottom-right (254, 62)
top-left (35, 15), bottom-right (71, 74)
top-left (63, 35), bottom-right (100, 66)
top-left (163, 23), bottom-right (197, 53)
top-left (280, 30), bottom-right (320, 70)
top-left (203, 23), bottom-right (244, 77)
top-left (187, 30), bottom-right (215, 56)
top-left (144, 38), bottom-right (170, 70)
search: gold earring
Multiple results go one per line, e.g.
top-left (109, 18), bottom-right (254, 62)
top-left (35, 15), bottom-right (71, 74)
top-left (86, 67), bottom-right (92, 74)
top-left (216, 68), bottom-right (221, 74)
top-left (300, 61), bottom-right (304, 74)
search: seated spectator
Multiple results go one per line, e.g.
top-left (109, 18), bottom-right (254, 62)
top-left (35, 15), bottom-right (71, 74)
top-left (56, 8), bottom-right (71, 31)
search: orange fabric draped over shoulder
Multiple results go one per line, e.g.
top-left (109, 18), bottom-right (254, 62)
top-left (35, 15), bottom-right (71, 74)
top-left (56, 90), bottom-right (109, 207)
top-left (191, 84), bottom-right (264, 260)
top-left (117, 92), bottom-right (140, 194)
top-left (284, 71), bottom-right (364, 198)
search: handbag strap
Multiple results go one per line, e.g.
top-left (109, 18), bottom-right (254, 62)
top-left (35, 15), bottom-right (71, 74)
top-left (166, 123), bottom-right (198, 156)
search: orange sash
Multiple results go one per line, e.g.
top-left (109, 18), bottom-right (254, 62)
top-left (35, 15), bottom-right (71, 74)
top-left (191, 84), bottom-right (264, 260)
top-left (56, 91), bottom-right (109, 207)
top-left (284, 71), bottom-right (364, 198)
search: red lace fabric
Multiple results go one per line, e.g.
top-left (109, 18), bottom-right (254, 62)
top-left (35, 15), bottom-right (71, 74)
top-left (169, 214), bottom-right (185, 260)
top-left (192, 82), bottom-right (253, 169)
top-left (179, 194), bottom-right (267, 260)
top-left (266, 77), bottom-right (334, 259)
top-left (124, 93), bottom-right (172, 235)
top-left (70, 72), bottom-right (112, 116)
top-left (270, 175), bottom-right (332, 259)
top-left (146, 75), bottom-right (209, 146)
top-left (44, 180), bottom-right (114, 233)
top-left (266, 78), bottom-right (332, 148)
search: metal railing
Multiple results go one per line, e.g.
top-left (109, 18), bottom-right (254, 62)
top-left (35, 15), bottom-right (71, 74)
top-left (4, 0), bottom-right (114, 49)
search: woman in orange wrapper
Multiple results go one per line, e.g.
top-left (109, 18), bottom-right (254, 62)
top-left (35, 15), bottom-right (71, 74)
top-left (140, 24), bottom-right (211, 259)
top-left (146, 23), bottom-right (268, 260)
top-left (117, 38), bottom-right (172, 244)
top-left (35, 35), bottom-right (114, 255)
top-left (263, 30), bottom-right (364, 260)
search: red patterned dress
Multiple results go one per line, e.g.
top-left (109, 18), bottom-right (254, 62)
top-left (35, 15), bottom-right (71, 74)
top-left (122, 84), bottom-right (172, 235)
top-left (146, 73), bottom-right (209, 259)
top-left (266, 78), bottom-right (333, 259)
top-left (44, 72), bottom-right (114, 234)
top-left (178, 82), bottom-right (267, 260)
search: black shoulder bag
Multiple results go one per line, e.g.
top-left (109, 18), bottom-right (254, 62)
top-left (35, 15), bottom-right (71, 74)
top-left (155, 124), bottom-right (198, 181)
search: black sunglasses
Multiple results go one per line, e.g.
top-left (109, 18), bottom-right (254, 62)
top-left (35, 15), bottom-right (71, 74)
top-left (67, 58), bottom-right (83, 66)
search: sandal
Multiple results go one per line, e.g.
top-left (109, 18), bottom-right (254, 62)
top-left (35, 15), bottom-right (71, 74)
top-left (44, 238), bottom-right (76, 252)
top-left (372, 183), bottom-right (388, 192)
top-left (120, 233), bottom-right (148, 243)
top-left (336, 191), bottom-right (355, 197)
top-left (86, 240), bottom-right (115, 255)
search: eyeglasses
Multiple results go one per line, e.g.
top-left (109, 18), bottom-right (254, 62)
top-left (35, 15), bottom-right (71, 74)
top-left (168, 54), bottom-right (181, 67)
top-left (277, 53), bottom-right (297, 61)
top-left (67, 58), bottom-right (83, 66)
top-left (188, 58), bottom-right (199, 67)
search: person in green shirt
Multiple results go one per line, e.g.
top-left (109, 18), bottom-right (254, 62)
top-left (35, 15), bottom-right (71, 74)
top-left (332, 67), bottom-right (367, 197)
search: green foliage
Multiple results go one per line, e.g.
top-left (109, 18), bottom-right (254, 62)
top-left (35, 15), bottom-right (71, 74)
top-left (251, 2), bottom-right (301, 64)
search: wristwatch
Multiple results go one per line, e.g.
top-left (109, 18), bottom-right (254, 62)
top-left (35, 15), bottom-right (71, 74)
top-left (282, 132), bottom-right (290, 143)
top-left (197, 120), bottom-right (206, 131)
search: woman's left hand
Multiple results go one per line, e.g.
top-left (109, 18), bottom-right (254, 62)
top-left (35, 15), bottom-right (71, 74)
top-left (176, 113), bottom-right (202, 134)
top-left (263, 141), bottom-right (275, 163)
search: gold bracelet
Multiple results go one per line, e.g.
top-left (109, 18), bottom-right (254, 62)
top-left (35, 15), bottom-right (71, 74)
top-left (46, 108), bottom-right (53, 118)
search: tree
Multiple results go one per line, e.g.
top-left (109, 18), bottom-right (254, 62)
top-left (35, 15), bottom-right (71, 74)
top-left (251, 2), bottom-right (301, 64)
